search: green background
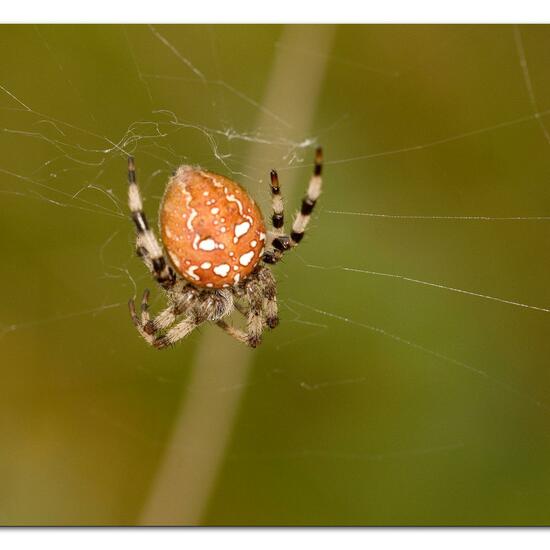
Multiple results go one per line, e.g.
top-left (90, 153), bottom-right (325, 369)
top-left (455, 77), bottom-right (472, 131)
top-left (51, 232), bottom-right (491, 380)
top-left (1, 24), bottom-right (550, 525)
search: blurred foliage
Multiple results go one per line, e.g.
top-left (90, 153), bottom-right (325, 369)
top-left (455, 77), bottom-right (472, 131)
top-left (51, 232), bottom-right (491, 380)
top-left (1, 25), bottom-right (550, 525)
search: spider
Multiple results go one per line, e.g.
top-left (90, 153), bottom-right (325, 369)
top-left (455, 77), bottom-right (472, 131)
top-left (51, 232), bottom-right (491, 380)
top-left (127, 148), bottom-right (323, 348)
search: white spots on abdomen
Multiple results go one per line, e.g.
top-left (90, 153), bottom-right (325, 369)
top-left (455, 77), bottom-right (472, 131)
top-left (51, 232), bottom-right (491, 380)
top-left (213, 264), bottom-right (231, 277)
top-left (163, 170), bottom-right (266, 289)
top-left (226, 192), bottom-right (253, 224)
top-left (186, 265), bottom-right (200, 281)
top-left (182, 185), bottom-right (198, 232)
top-left (192, 234), bottom-right (200, 250)
top-left (234, 221), bottom-right (251, 243)
top-left (235, 221), bottom-right (250, 237)
top-left (198, 238), bottom-right (217, 251)
top-left (239, 250), bottom-right (255, 266)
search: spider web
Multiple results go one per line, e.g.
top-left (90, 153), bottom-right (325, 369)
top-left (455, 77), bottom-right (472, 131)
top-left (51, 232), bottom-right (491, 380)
top-left (2, 24), bottom-right (550, 526)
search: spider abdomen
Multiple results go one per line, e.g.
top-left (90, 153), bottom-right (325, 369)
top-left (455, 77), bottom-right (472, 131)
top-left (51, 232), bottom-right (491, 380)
top-left (159, 166), bottom-right (266, 289)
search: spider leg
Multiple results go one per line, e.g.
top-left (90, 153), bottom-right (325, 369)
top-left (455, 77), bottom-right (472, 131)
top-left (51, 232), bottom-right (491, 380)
top-left (129, 298), bottom-right (155, 345)
top-left (215, 302), bottom-right (262, 348)
top-left (129, 298), bottom-right (201, 349)
top-left (128, 156), bottom-right (176, 289)
top-left (153, 316), bottom-right (201, 349)
top-left (289, 146), bottom-right (323, 245)
top-left (215, 277), bottom-right (267, 348)
top-left (269, 168), bottom-right (285, 237)
top-left (215, 320), bottom-right (249, 345)
top-left (129, 286), bottom-right (199, 349)
top-left (245, 279), bottom-right (265, 347)
top-left (263, 168), bottom-right (291, 264)
top-left (229, 286), bottom-right (278, 331)
top-left (257, 265), bottom-right (278, 328)
top-left (262, 147), bottom-right (323, 265)
top-left (140, 288), bottom-right (151, 326)
top-left (137, 288), bottom-right (178, 335)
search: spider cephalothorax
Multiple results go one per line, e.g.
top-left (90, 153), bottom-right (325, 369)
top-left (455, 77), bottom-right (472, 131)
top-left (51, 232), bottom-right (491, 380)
top-left (127, 148), bottom-right (323, 348)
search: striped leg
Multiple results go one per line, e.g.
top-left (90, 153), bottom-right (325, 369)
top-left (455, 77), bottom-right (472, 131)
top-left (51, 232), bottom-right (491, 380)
top-left (128, 156), bottom-right (176, 289)
top-left (215, 303), bottom-right (263, 348)
top-left (216, 275), bottom-right (271, 347)
top-left (153, 316), bottom-right (200, 349)
top-left (128, 283), bottom-right (201, 349)
top-left (257, 264), bottom-right (278, 328)
top-left (129, 297), bottom-right (200, 349)
top-left (270, 169), bottom-right (285, 236)
top-left (216, 320), bottom-right (249, 345)
top-left (132, 288), bottom-right (179, 335)
top-left (245, 277), bottom-right (265, 347)
top-left (262, 169), bottom-right (290, 264)
top-left (262, 147), bottom-right (323, 265)
top-left (290, 146), bottom-right (323, 245)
